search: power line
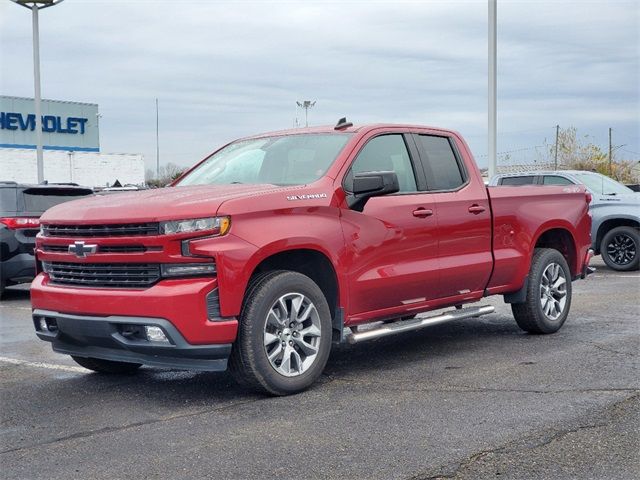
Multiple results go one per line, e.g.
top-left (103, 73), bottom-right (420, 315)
top-left (476, 145), bottom-right (545, 158)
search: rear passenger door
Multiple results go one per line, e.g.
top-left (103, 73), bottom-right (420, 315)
top-left (413, 134), bottom-right (492, 300)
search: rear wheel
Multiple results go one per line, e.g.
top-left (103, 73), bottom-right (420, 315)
top-left (600, 226), bottom-right (639, 271)
top-left (512, 248), bottom-right (572, 334)
top-left (229, 271), bottom-right (332, 395)
top-left (71, 356), bottom-right (142, 374)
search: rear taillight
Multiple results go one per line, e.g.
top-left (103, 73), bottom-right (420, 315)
top-left (0, 217), bottom-right (41, 229)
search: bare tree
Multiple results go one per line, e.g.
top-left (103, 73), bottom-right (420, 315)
top-left (146, 163), bottom-right (187, 188)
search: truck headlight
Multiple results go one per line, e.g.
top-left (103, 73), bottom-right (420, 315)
top-left (159, 216), bottom-right (230, 236)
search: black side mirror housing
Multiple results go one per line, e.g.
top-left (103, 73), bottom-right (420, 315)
top-left (347, 171), bottom-right (399, 212)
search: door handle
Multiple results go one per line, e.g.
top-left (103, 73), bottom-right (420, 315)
top-left (412, 208), bottom-right (433, 218)
top-left (468, 204), bottom-right (486, 214)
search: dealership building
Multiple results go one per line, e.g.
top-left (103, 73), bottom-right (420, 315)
top-left (0, 95), bottom-right (145, 187)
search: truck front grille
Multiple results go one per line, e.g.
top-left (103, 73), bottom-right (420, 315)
top-left (42, 223), bottom-right (159, 237)
top-left (43, 245), bottom-right (149, 253)
top-left (43, 262), bottom-right (161, 289)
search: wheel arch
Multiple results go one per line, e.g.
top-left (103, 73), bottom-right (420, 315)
top-left (245, 247), bottom-right (341, 323)
top-left (532, 226), bottom-right (578, 278)
top-left (594, 217), bottom-right (639, 254)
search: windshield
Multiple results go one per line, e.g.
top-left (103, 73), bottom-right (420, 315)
top-left (571, 172), bottom-right (634, 195)
top-left (177, 133), bottom-right (352, 187)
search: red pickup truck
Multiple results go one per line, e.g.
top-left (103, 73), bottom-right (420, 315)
top-left (31, 120), bottom-right (593, 395)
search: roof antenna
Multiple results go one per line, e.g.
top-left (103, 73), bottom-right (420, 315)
top-left (334, 117), bottom-right (353, 130)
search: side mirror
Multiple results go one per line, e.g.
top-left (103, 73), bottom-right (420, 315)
top-left (347, 171), bottom-right (399, 212)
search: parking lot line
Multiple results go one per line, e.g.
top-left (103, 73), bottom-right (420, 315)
top-left (0, 356), bottom-right (87, 373)
top-left (0, 304), bottom-right (32, 310)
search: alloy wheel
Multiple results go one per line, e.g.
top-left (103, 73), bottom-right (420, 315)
top-left (606, 233), bottom-right (637, 266)
top-left (539, 263), bottom-right (567, 321)
top-left (263, 293), bottom-right (322, 377)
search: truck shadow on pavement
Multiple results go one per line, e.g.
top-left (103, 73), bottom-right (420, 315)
top-left (27, 314), bottom-right (539, 408)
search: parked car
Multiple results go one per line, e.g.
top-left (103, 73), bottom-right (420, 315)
top-left (31, 122), bottom-right (592, 395)
top-left (489, 171), bottom-right (639, 271)
top-left (0, 182), bottom-right (93, 296)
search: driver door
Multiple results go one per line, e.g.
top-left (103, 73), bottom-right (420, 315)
top-left (339, 132), bottom-right (441, 318)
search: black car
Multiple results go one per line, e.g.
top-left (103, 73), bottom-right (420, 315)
top-left (0, 182), bottom-right (93, 297)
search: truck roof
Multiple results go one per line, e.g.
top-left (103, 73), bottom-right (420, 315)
top-left (237, 123), bottom-right (460, 140)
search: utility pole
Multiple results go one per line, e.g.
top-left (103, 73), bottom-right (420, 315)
top-left (608, 127), bottom-right (612, 176)
top-left (296, 100), bottom-right (316, 127)
top-left (487, 0), bottom-right (497, 179)
top-left (155, 98), bottom-right (160, 179)
top-left (554, 124), bottom-right (560, 170)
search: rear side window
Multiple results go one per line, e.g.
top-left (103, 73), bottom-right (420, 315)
top-left (500, 176), bottom-right (535, 186)
top-left (348, 134), bottom-right (418, 193)
top-left (22, 188), bottom-right (93, 213)
top-left (417, 135), bottom-right (465, 190)
top-left (543, 175), bottom-right (573, 186)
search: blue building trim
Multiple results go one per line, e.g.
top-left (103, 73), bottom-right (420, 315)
top-left (0, 143), bottom-right (100, 152)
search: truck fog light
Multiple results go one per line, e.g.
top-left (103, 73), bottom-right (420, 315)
top-left (161, 263), bottom-right (216, 277)
top-left (144, 326), bottom-right (170, 343)
top-left (38, 318), bottom-right (47, 331)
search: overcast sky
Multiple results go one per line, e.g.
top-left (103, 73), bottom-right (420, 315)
top-left (1, 0), bottom-right (638, 171)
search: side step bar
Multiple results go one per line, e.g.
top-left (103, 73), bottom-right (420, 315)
top-left (345, 305), bottom-right (495, 344)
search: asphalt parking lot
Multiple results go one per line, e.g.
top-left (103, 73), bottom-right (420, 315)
top-left (1, 256), bottom-right (638, 480)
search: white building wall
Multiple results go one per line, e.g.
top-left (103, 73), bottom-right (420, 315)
top-left (0, 149), bottom-right (145, 187)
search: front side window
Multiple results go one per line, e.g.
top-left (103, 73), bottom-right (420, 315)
top-left (347, 134), bottom-right (418, 193)
top-left (177, 133), bottom-right (352, 187)
top-left (500, 176), bottom-right (536, 186)
top-left (417, 135), bottom-right (465, 190)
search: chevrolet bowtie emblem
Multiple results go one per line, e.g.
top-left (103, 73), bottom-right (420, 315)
top-left (68, 241), bottom-right (98, 258)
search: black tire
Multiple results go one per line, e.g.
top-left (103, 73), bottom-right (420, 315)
top-left (600, 226), bottom-right (639, 271)
top-left (229, 271), bottom-right (332, 395)
top-left (71, 356), bottom-right (142, 374)
top-left (512, 248), bottom-right (572, 334)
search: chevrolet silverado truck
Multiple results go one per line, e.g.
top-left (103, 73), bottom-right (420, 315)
top-left (31, 120), bottom-right (593, 395)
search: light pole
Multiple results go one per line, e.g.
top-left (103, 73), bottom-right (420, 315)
top-left (487, 0), bottom-right (497, 179)
top-left (10, 0), bottom-right (65, 184)
top-left (296, 100), bottom-right (316, 127)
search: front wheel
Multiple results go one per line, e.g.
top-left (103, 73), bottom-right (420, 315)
top-left (511, 248), bottom-right (572, 334)
top-left (229, 271), bottom-right (332, 395)
top-left (600, 226), bottom-right (639, 271)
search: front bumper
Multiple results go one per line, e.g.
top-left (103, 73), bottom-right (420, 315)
top-left (34, 309), bottom-right (232, 371)
top-left (30, 273), bottom-right (238, 345)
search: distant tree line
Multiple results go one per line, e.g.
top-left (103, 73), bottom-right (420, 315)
top-left (543, 127), bottom-right (638, 184)
top-left (145, 163), bottom-right (187, 188)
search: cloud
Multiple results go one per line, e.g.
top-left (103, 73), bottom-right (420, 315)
top-left (1, 0), bottom-right (638, 169)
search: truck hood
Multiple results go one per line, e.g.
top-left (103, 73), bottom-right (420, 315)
top-left (40, 184), bottom-right (285, 223)
top-left (592, 193), bottom-right (640, 208)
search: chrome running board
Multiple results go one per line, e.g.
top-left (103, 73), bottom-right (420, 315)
top-left (345, 305), bottom-right (495, 344)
